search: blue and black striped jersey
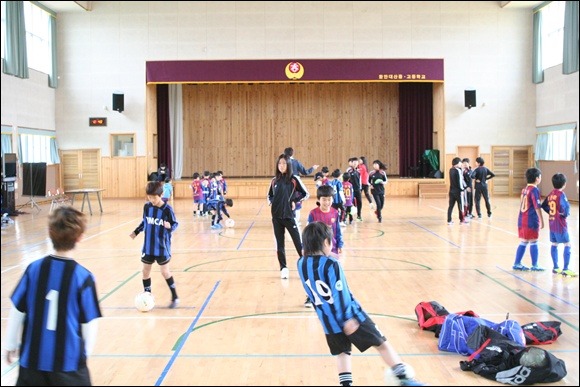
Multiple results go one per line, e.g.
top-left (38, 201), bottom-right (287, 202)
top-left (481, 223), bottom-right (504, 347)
top-left (133, 202), bottom-right (178, 257)
top-left (11, 255), bottom-right (102, 372)
top-left (297, 254), bottom-right (368, 334)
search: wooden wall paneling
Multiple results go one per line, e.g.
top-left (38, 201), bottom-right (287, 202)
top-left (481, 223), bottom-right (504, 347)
top-left (146, 84), bottom-right (157, 176)
top-left (60, 149), bottom-right (101, 192)
top-left (432, 83), bottom-right (445, 159)
top-left (45, 164), bottom-right (60, 194)
top-left (101, 158), bottom-right (114, 198)
top-left (512, 147), bottom-right (533, 195)
top-left (491, 146), bottom-right (532, 196)
top-left (181, 82), bottom-right (405, 179)
top-left (491, 147), bottom-right (511, 195)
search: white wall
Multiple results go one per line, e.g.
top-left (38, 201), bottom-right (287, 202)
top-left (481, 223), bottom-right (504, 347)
top-left (0, 68), bottom-right (56, 132)
top-left (536, 64), bottom-right (580, 135)
top-left (2, 1), bottom-right (578, 158)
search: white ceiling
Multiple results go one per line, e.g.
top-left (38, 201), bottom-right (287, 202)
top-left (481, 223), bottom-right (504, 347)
top-left (37, 1), bottom-right (544, 14)
top-left (500, 1), bottom-right (543, 8)
top-left (38, 1), bottom-right (90, 14)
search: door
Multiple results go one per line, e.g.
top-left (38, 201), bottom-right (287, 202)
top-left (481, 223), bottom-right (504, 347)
top-left (60, 149), bottom-right (101, 191)
top-left (491, 146), bottom-right (533, 196)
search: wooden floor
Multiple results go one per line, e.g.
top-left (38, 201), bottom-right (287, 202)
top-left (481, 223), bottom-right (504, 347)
top-left (1, 196), bottom-right (578, 386)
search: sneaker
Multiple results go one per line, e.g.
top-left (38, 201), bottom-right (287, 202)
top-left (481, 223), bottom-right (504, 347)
top-left (169, 298), bottom-right (180, 309)
top-left (399, 378), bottom-right (426, 386)
top-left (562, 269), bottom-right (578, 277)
top-left (369, 202), bottom-right (375, 210)
top-left (460, 220), bottom-right (470, 225)
top-left (210, 224), bottom-right (220, 229)
top-left (357, 217), bottom-right (362, 222)
top-left (447, 221), bottom-right (454, 225)
top-left (378, 218), bottom-right (382, 223)
top-left (280, 267), bottom-right (289, 279)
top-left (304, 297), bottom-right (313, 308)
top-left (530, 265), bottom-right (545, 272)
top-left (552, 268), bottom-right (562, 274)
top-left (513, 264), bottom-right (530, 271)
top-left (488, 212), bottom-right (492, 218)
top-left (478, 214), bottom-right (482, 219)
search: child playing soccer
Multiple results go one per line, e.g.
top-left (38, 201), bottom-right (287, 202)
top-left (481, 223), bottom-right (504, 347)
top-left (541, 173), bottom-right (576, 277)
top-left (297, 222), bottom-right (425, 386)
top-left (130, 181), bottom-right (180, 308)
top-left (512, 168), bottom-right (545, 271)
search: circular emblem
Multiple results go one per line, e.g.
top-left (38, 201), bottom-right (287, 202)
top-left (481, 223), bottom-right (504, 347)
top-left (285, 61), bottom-right (304, 80)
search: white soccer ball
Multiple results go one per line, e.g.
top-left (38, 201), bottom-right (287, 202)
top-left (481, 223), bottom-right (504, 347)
top-left (384, 363), bottom-right (415, 386)
top-left (134, 292), bottom-right (155, 312)
top-left (225, 218), bottom-right (235, 228)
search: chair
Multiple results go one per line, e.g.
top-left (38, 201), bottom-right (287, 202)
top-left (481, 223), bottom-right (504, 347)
top-left (47, 188), bottom-right (71, 212)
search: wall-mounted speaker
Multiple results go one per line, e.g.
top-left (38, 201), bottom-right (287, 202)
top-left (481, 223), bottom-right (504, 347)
top-left (464, 90), bottom-right (476, 109)
top-left (113, 93), bottom-right (124, 112)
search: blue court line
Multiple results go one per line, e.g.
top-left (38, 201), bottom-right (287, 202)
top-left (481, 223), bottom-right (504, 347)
top-left (236, 221), bottom-right (255, 250)
top-left (236, 202), bottom-right (266, 250)
top-left (409, 221), bottom-right (461, 248)
top-left (155, 280), bottom-right (221, 386)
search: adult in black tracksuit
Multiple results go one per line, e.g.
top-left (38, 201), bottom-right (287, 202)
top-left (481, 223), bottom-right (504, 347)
top-left (472, 157), bottom-right (495, 218)
top-left (462, 158), bottom-right (474, 218)
top-left (447, 157), bottom-right (466, 224)
top-left (268, 154), bottom-right (308, 278)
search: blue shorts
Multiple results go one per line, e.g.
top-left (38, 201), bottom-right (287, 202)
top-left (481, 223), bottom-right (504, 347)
top-left (549, 231), bottom-right (570, 244)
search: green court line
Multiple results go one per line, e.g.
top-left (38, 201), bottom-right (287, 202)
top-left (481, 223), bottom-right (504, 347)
top-left (98, 271), bottom-right (141, 303)
top-left (477, 269), bottom-right (579, 332)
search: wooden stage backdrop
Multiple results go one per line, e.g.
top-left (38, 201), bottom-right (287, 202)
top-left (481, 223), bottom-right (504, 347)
top-left (1, 196), bottom-right (578, 386)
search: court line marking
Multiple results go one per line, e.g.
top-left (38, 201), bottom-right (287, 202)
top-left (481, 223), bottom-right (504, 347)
top-left (155, 280), bottom-right (221, 386)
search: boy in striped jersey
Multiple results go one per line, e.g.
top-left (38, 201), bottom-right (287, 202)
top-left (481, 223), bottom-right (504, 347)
top-left (130, 181), bottom-right (180, 308)
top-left (541, 173), bottom-right (576, 276)
top-left (512, 168), bottom-right (545, 271)
top-left (4, 206), bottom-right (102, 386)
top-left (297, 222), bottom-right (424, 386)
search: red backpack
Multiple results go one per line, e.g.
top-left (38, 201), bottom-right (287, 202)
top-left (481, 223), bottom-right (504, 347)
top-left (415, 301), bottom-right (450, 333)
top-left (415, 301), bottom-right (479, 337)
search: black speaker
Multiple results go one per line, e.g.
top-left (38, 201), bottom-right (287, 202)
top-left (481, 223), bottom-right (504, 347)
top-left (113, 93), bottom-right (124, 112)
top-left (464, 90), bottom-right (476, 109)
top-left (2, 153), bottom-right (17, 178)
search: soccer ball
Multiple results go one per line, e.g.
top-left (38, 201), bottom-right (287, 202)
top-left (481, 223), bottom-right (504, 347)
top-left (384, 363), bottom-right (415, 386)
top-left (134, 292), bottom-right (155, 312)
top-left (225, 218), bottom-right (235, 228)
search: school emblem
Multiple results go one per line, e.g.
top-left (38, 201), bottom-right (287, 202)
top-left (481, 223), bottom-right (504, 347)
top-left (285, 61), bottom-right (304, 80)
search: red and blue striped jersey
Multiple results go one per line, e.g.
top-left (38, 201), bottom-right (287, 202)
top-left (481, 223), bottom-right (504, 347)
top-left (541, 189), bottom-right (570, 235)
top-left (518, 184), bottom-right (541, 231)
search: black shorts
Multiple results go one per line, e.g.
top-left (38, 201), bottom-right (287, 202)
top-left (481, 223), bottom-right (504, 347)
top-left (325, 317), bottom-right (386, 355)
top-left (141, 254), bottom-right (170, 266)
top-left (17, 364), bottom-right (91, 386)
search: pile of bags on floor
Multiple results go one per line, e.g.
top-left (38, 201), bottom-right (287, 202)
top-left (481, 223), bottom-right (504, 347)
top-left (414, 301), bottom-right (567, 385)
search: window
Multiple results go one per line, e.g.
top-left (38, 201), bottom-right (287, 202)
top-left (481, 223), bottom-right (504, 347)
top-left (535, 124), bottom-right (577, 162)
top-left (18, 128), bottom-right (58, 164)
top-left (540, 1), bottom-right (565, 70)
top-left (0, 1), bottom-right (52, 74)
top-left (23, 1), bottom-right (51, 74)
top-left (111, 134), bottom-right (135, 157)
